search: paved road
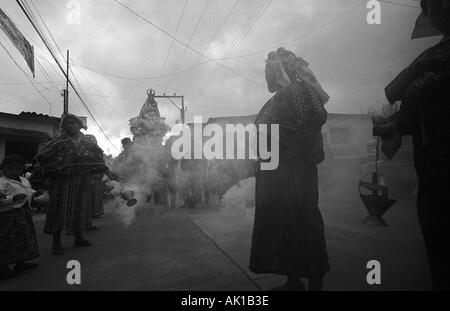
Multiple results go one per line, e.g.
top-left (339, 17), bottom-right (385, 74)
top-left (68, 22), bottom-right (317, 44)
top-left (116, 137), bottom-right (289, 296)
top-left (0, 192), bottom-right (431, 291)
top-left (0, 202), bottom-right (259, 291)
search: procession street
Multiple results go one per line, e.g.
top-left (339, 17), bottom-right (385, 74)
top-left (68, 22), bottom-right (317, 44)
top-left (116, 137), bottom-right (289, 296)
top-left (0, 190), bottom-right (430, 291)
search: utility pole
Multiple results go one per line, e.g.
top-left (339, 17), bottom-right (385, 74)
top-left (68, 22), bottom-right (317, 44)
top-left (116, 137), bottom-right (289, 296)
top-left (181, 96), bottom-right (185, 124)
top-left (63, 50), bottom-right (69, 116)
top-left (154, 93), bottom-right (186, 124)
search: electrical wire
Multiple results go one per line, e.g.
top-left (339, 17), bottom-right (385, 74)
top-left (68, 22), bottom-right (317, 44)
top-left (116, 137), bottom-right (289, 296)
top-left (165, 0), bottom-right (211, 92)
top-left (17, 0), bottom-right (119, 151)
top-left (175, 0), bottom-right (241, 92)
top-left (158, 0), bottom-right (188, 85)
top-left (113, 0), bottom-right (266, 89)
top-left (0, 39), bottom-right (54, 112)
top-left (197, 0), bottom-right (271, 95)
top-left (209, 0), bottom-right (364, 62)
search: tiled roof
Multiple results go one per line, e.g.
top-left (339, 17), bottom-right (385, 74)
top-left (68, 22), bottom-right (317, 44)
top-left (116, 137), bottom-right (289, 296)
top-left (18, 111), bottom-right (61, 123)
top-left (0, 111), bottom-right (61, 124)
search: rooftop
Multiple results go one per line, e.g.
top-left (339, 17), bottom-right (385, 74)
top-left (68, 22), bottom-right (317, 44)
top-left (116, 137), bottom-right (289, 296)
top-left (0, 111), bottom-right (61, 124)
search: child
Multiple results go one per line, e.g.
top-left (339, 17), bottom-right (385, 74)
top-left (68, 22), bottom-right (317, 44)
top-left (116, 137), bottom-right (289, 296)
top-left (0, 154), bottom-right (40, 279)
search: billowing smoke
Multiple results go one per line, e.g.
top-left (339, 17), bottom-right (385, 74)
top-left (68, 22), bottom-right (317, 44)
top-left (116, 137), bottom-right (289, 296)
top-left (221, 177), bottom-right (256, 220)
top-left (110, 136), bottom-right (168, 226)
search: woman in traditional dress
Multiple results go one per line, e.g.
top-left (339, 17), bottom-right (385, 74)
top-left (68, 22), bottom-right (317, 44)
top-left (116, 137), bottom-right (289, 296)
top-left (0, 154), bottom-right (40, 279)
top-left (249, 47), bottom-right (330, 291)
top-left (374, 0), bottom-right (450, 290)
top-left (35, 114), bottom-right (108, 254)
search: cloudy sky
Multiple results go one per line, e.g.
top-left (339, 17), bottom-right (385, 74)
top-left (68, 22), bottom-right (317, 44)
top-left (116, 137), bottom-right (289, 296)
top-left (0, 0), bottom-right (441, 155)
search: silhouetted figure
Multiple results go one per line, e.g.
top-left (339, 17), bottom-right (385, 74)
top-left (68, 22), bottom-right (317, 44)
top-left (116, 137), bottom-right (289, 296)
top-left (250, 48), bottom-right (329, 291)
top-left (374, 0), bottom-right (450, 290)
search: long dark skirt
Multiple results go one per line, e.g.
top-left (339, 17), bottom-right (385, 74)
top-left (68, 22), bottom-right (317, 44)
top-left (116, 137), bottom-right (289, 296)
top-left (417, 169), bottom-right (450, 290)
top-left (90, 176), bottom-right (104, 217)
top-left (44, 174), bottom-right (91, 234)
top-left (249, 162), bottom-right (329, 277)
top-left (0, 207), bottom-right (39, 265)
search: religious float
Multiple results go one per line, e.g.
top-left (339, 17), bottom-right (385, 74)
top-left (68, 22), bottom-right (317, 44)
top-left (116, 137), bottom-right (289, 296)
top-left (125, 90), bottom-right (171, 205)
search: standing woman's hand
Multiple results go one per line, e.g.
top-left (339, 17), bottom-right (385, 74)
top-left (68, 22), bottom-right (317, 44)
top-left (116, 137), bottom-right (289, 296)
top-left (32, 190), bottom-right (44, 199)
top-left (372, 116), bottom-right (402, 160)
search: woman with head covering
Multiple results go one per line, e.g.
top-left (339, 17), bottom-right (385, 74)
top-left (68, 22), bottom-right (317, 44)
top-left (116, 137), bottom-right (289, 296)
top-left (374, 0), bottom-right (450, 290)
top-left (35, 114), bottom-right (108, 255)
top-left (0, 154), bottom-right (40, 279)
top-left (249, 47), bottom-right (329, 291)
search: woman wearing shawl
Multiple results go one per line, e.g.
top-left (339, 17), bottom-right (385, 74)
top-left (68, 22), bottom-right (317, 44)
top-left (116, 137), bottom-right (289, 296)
top-left (249, 47), bottom-right (330, 291)
top-left (374, 0), bottom-right (450, 290)
top-left (0, 154), bottom-right (40, 279)
top-left (36, 114), bottom-right (108, 254)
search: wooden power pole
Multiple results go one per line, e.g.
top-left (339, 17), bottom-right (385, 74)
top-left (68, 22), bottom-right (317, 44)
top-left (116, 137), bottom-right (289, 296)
top-left (63, 50), bottom-right (69, 116)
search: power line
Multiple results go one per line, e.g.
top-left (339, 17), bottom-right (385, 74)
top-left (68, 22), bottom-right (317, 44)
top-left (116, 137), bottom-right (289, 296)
top-left (71, 58), bottom-right (210, 81)
top-left (0, 83), bottom-right (64, 106)
top-left (6, 6), bottom-right (63, 114)
top-left (158, 0), bottom-right (188, 85)
top-left (175, 0), bottom-right (241, 92)
top-left (212, 0), bottom-right (418, 62)
top-left (166, 0), bottom-right (211, 92)
top-left (197, 0), bottom-right (272, 95)
top-left (34, 59), bottom-right (60, 112)
top-left (72, 65), bottom-right (127, 122)
top-left (29, 0), bottom-right (66, 63)
top-left (0, 39), bottom-right (54, 112)
top-left (227, 0), bottom-right (271, 58)
top-left (17, 0), bottom-right (118, 151)
top-left (71, 0), bottom-right (357, 89)
top-left (27, 0), bottom-right (88, 116)
top-left (378, 0), bottom-right (420, 9)
top-left (68, 64), bottom-right (119, 149)
top-left (79, 91), bottom-right (257, 112)
top-left (210, 0), bottom-right (365, 62)
top-left (72, 60), bottom-right (261, 113)
top-left (113, 0), bottom-right (265, 89)
top-left (70, 0), bottom-right (363, 86)
top-left (0, 81), bottom-right (65, 86)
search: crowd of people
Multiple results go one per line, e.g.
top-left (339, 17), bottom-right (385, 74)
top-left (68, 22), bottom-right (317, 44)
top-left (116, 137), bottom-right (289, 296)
top-left (0, 114), bottom-right (108, 278)
top-left (0, 112), bottom-right (245, 280)
top-left (0, 0), bottom-right (448, 290)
